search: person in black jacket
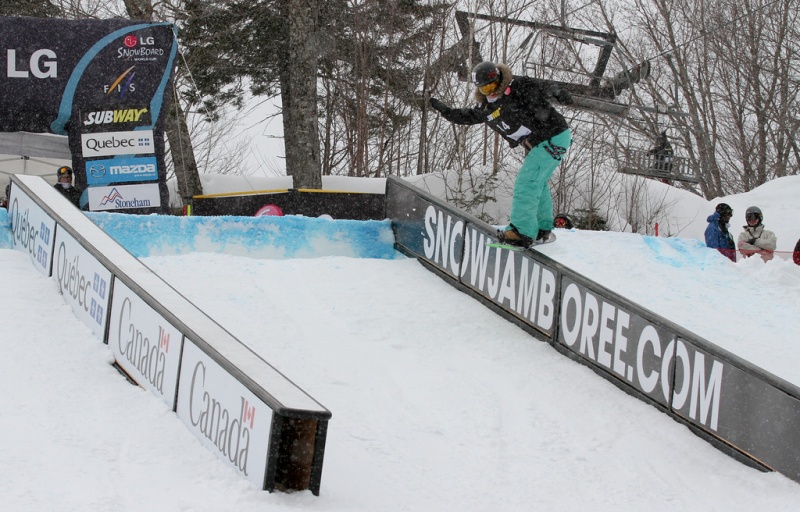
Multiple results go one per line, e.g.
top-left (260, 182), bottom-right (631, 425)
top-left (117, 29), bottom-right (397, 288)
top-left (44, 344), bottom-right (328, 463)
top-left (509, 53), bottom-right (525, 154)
top-left (54, 165), bottom-right (81, 207)
top-left (429, 61), bottom-right (573, 247)
top-left (647, 130), bottom-right (674, 172)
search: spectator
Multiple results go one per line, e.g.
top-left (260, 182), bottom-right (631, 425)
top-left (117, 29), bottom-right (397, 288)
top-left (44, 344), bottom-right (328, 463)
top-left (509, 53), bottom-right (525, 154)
top-left (737, 206), bottom-right (777, 261)
top-left (704, 203), bottom-right (736, 262)
top-left (647, 130), bottom-right (674, 173)
top-left (1, 181), bottom-right (9, 209)
top-left (793, 239), bottom-right (800, 266)
top-left (54, 165), bottom-right (81, 208)
top-left (554, 213), bottom-right (574, 229)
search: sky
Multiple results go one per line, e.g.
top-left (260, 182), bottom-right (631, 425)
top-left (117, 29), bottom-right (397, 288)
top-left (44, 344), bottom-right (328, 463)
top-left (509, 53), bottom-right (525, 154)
top-left (2, 174), bottom-right (800, 511)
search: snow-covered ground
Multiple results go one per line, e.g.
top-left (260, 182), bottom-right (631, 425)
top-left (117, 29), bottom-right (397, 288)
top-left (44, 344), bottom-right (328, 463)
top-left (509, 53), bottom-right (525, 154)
top-left (1, 174), bottom-right (799, 510)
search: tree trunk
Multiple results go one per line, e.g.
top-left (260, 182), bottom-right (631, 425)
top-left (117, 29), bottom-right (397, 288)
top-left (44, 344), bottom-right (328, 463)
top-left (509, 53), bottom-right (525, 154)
top-left (165, 98), bottom-right (203, 201)
top-left (122, 0), bottom-right (203, 203)
top-left (282, 0), bottom-right (322, 189)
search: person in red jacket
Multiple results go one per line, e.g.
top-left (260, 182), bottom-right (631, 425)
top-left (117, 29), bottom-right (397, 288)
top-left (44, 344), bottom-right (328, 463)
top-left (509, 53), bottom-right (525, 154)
top-left (793, 238), bottom-right (800, 266)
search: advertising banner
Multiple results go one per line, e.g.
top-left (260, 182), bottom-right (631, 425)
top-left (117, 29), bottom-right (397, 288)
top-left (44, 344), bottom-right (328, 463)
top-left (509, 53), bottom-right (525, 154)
top-left (87, 183), bottom-right (161, 211)
top-left (85, 155), bottom-right (158, 186)
top-left (558, 276), bottom-right (677, 408)
top-left (387, 180), bottom-right (558, 337)
top-left (80, 129), bottom-right (155, 158)
top-left (671, 339), bottom-right (800, 479)
top-left (52, 227), bottom-right (112, 340)
top-left (107, 279), bottom-right (183, 409)
top-left (177, 339), bottom-right (274, 488)
top-left (0, 16), bottom-right (178, 213)
top-left (7, 182), bottom-right (56, 275)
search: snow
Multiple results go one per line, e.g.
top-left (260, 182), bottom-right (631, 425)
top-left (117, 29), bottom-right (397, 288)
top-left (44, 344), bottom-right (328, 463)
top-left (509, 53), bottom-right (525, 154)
top-left (1, 175), bottom-right (800, 511)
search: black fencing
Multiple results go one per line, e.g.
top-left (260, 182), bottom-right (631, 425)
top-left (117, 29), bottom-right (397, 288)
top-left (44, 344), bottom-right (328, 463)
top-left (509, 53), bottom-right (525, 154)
top-left (386, 175), bottom-right (800, 483)
top-left (191, 189), bottom-right (386, 220)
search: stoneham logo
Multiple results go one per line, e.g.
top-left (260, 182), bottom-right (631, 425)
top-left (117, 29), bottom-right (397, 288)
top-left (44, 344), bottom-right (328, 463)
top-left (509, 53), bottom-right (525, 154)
top-left (87, 183), bottom-right (161, 211)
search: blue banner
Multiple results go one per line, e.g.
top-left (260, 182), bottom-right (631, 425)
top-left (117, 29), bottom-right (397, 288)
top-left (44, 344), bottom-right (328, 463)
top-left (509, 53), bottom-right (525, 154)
top-left (85, 156), bottom-right (158, 186)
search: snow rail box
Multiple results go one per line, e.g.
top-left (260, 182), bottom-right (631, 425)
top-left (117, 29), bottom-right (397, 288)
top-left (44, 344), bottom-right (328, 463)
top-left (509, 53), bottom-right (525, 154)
top-left (385, 175), bottom-right (800, 484)
top-left (7, 174), bottom-right (331, 495)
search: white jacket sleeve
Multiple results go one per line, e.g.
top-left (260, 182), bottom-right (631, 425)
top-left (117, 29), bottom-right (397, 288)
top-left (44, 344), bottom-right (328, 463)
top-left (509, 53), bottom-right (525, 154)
top-left (737, 230), bottom-right (758, 251)
top-left (756, 229), bottom-right (777, 251)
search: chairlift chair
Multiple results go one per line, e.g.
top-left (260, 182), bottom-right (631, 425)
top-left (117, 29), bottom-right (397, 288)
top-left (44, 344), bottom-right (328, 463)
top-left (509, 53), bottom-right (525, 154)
top-left (452, 10), bottom-right (700, 184)
top-left (454, 11), bottom-right (649, 116)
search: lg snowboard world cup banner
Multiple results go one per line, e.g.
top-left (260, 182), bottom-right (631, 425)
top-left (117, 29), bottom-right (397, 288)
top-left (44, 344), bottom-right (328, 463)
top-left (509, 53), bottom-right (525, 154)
top-left (0, 16), bottom-right (178, 213)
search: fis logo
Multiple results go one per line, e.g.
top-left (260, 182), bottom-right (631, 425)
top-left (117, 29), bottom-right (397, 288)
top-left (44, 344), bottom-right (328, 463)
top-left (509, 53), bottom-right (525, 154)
top-left (104, 66), bottom-right (136, 99)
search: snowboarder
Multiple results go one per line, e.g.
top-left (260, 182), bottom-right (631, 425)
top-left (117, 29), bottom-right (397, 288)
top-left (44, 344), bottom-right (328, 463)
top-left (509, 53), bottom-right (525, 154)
top-left (429, 61), bottom-right (573, 248)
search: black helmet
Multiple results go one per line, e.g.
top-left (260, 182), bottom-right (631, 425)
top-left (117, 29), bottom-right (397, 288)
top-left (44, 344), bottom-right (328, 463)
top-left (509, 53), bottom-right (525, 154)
top-left (56, 165), bottom-right (73, 178)
top-left (472, 61), bottom-right (500, 86)
top-left (745, 206), bottom-right (763, 223)
top-left (715, 203), bottom-right (733, 217)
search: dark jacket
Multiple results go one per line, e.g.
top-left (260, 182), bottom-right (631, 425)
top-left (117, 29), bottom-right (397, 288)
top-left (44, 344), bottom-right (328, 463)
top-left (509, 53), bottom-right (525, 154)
top-left (648, 132), bottom-right (674, 157)
top-left (793, 238), bottom-right (800, 266)
top-left (54, 183), bottom-right (82, 208)
top-left (434, 63), bottom-right (570, 149)
top-left (704, 212), bottom-right (736, 261)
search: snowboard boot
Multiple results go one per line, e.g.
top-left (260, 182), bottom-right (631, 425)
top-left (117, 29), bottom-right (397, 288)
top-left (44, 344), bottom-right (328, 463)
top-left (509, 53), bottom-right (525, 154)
top-left (497, 226), bottom-right (534, 247)
top-left (534, 229), bottom-right (553, 245)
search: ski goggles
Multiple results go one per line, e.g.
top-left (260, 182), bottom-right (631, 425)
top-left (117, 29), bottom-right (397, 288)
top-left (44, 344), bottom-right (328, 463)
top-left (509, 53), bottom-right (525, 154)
top-left (478, 80), bottom-right (500, 96)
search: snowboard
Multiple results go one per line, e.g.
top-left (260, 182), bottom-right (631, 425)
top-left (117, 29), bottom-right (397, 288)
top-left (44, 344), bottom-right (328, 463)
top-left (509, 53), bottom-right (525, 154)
top-left (486, 232), bottom-right (556, 252)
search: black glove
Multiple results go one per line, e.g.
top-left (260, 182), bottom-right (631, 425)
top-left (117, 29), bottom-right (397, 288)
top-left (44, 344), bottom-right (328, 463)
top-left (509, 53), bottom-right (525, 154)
top-left (553, 88), bottom-right (573, 105)
top-left (429, 97), bottom-right (449, 113)
top-left (748, 238), bottom-right (757, 245)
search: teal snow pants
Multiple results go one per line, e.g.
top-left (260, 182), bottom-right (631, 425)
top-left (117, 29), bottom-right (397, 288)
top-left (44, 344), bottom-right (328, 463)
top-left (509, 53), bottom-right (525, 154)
top-left (509, 129), bottom-right (571, 238)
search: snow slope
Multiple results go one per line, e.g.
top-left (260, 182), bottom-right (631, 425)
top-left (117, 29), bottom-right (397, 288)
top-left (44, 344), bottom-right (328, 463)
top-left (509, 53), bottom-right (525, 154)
top-left (2, 195), bottom-right (800, 510)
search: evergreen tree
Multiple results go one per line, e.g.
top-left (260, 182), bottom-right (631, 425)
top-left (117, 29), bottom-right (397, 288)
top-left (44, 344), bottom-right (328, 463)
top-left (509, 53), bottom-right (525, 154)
top-left (0, 0), bottom-right (58, 17)
top-left (178, 0), bottom-right (449, 182)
